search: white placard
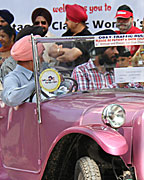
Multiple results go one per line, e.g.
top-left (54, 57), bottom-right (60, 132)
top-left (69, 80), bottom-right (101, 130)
top-left (114, 67), bottom-right (144, 83)
top-left (94, 34), bottom-right (144, 47)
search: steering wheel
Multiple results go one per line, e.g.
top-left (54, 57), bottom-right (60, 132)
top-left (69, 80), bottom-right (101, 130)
top-left (63, 77), bottom-right (78, 93)
top-left (28, 76), bottom-right (78, 102)
top-left (28, 89), bottom-right (50, 102)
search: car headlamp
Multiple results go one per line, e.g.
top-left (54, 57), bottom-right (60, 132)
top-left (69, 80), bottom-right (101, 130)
top-left (102, 104), bottom-right (126, 128)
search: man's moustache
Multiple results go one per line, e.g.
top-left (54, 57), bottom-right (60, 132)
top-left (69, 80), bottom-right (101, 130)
top-left (99, 55), bottom-right (117, 66)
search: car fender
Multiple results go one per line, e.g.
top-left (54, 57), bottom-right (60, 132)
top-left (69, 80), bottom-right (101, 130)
top-left (133, 112), bottom-right (144, 180)
top-left (48, 124), bottom-right (128, 157)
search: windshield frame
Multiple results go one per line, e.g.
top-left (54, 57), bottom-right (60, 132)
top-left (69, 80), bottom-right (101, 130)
top-left (31, 34), bottom-right (144, 123)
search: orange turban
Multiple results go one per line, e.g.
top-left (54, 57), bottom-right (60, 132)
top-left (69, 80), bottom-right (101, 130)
top-left (66, 4), bottom-right (88, 23)
top-left (11, 35), bottom-right (44, 61)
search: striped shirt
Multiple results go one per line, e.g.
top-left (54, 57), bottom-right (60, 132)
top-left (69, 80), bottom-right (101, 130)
top-left (71, 59), bottom-right (114, 91)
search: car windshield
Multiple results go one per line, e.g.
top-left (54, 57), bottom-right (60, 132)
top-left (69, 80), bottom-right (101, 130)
top-left (31, 34), bottom-right (144, 102)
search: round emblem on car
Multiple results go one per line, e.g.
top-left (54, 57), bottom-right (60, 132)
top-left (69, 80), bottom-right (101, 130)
top-left (39, 68), bottom-right (61, 92)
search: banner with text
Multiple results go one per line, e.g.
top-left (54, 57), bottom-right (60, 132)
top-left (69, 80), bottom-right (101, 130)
top-left (1, 0), bottom-right (144, 36)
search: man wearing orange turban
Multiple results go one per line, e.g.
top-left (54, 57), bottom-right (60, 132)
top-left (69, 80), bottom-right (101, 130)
top-left (2, 35), bottom-right (44, 106)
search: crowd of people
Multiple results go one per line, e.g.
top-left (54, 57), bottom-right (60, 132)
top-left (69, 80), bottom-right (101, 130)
top-left (0, 3), bottom-right (144, 106)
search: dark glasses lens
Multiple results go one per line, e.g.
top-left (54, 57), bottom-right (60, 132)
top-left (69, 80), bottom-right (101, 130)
top-left (34, 21), bottom-right (46, 25)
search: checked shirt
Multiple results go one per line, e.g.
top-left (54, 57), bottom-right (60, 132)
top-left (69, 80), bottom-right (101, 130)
top-left (71, 59), bottom-right (114, 91)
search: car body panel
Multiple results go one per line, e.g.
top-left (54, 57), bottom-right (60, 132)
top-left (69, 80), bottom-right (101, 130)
top-left (0, 89), bottom-right (144, 179)
top-left (0, 102), bottom-right (41, 178)
top-left (133, 112), bottom-right (144, 180)
top-left (1, 89), bottom-right (144, 179)
top-left (52, 125), bottom-right (128, 155)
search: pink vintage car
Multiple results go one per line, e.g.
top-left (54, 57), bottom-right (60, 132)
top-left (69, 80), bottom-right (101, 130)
top-left (0, 35), bottom-right (144, 180)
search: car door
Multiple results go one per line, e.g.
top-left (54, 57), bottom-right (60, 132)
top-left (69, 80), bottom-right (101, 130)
top-left (0, 100), bottom-right (41, 173)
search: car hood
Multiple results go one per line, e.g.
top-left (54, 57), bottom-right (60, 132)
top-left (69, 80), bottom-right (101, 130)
top-left (42, 89), bottom-right (144, 127)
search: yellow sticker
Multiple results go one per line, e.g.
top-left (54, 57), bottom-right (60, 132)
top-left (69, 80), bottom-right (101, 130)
top-left (39, 68), bottom-right (61, 92)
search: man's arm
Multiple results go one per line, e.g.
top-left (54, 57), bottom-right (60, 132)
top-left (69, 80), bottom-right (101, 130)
top-left (48, 43), bottom-right (83, 62)
top-left (56, 47), bottom-right (82, 62)
top-left (48, 44), bottom-right (65, 58)
top-left (2, 76), bottom-right (35, 107)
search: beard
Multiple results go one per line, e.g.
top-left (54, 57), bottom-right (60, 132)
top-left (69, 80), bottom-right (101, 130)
top-left (98, 53), bottom-right (117, 69)
top-left (42, 28), bottom-right (48, 35)
top-left (116, 21), bottom-right (132, 33)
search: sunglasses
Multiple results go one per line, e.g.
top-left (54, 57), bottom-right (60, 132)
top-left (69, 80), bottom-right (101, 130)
top-left (34, 21), bottom-right (47, 25)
